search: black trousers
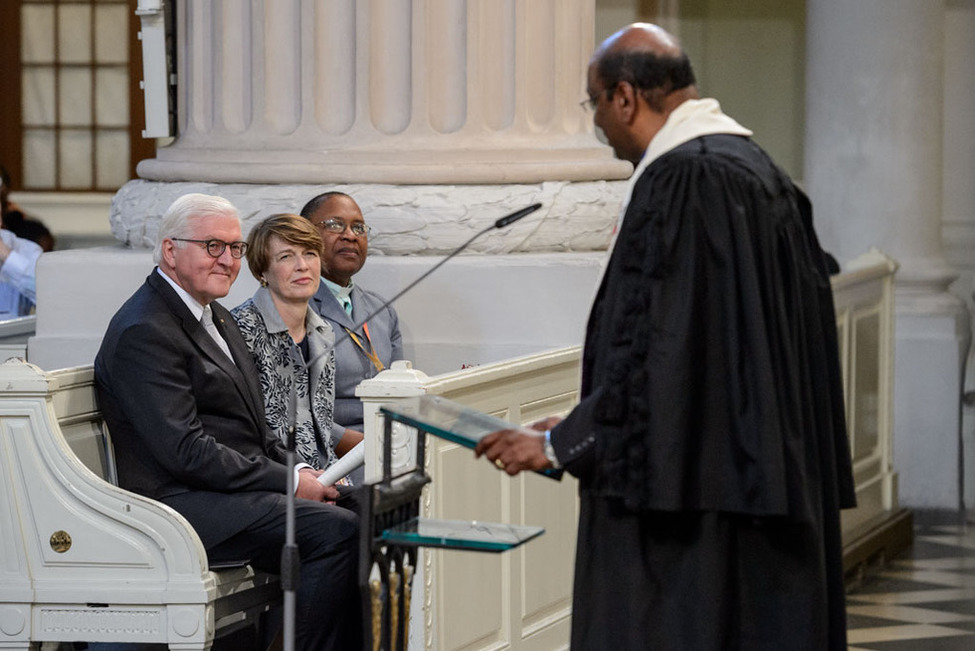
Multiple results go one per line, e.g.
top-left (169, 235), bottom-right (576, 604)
top-left (207, 493), bottom-right (362, 651)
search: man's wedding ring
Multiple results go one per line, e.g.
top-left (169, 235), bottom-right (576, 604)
top-left (494, 458), bottom-right (505, 471)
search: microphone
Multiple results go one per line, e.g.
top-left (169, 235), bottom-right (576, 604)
top-left (332, 202), bottom-right (542, 351)
top-left (495, 202), bottom-right (542, 228)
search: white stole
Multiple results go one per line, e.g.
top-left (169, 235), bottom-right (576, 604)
top-left (594, 98), bottom-right (754, 293)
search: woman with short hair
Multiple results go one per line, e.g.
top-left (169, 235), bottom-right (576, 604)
top-left (232, 213), bottom-right (362, 477)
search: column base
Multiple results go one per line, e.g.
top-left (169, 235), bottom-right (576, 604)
top-left (138, 143), bottom-right (633, 186)
top-left (893, 259), bottom-right (968, 508)
top-left (110, 179), bottom-right (628, 255)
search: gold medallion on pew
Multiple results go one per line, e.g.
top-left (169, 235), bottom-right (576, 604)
top-left (50, 530), bottom-right (72, 552)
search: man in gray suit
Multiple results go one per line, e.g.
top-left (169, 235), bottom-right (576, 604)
top-left (300, 192), bottom-right (403, 446)
top-left (95, 193), bottom-right (361, 651)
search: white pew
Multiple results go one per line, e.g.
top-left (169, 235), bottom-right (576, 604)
top-left (0, 360), bottom-right (279, 651)
top-left (0, 315), bottom-right (35, 362)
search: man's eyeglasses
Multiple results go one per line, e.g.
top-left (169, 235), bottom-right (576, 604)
top-left (579, 96), bottom-right (599, 111)
top-left (172, 238), bottom-right (248, 259)
top-left (579, 85), bottom-right (616, 111)
top-left (315, 219), bottom-right (372, 237)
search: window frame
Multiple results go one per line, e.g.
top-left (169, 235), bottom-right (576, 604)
top-left (0, 0), bottom-right (156, 193)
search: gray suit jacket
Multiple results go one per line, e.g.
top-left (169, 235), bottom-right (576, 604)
top-left (309, 281), bottom-right (403, 438)
top-left (94, 271), bottom-right (291, 549)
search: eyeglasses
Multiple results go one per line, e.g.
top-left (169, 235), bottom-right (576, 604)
top-left (171, 238), bottom-right (248, 259)
top-left (579, 85), bottom-right (615, 111)
top-left (315, 219), bottom-right (372, 237)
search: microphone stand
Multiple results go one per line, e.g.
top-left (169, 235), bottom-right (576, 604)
top-left (282, 388), bottom-right (299, 651)
top-left (278, 201), bottom-right (541, 651)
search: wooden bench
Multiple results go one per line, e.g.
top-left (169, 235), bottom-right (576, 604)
top-left (0, 359), bottom-right (280, 650)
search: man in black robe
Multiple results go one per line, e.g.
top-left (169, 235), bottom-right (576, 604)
top-left (476, 23), bottom-right (856, 650)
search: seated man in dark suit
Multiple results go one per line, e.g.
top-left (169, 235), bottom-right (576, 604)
top-left (95, 193), bottom-right (361, 651)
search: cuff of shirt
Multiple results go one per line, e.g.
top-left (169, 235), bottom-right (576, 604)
top-left (543, 430), bottom-right (562, 469)
top-left (294, 462), bottom-right (313, 494)
top-left (0, 248), bottom-right (36, 293)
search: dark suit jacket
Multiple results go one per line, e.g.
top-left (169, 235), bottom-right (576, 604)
top-left (309, 281), bottom-right (402, 438)
top-left (95, 270), bottom-right (292, 548)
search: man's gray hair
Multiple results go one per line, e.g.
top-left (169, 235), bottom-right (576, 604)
top-left (153, 193), bottom-right (240, 264)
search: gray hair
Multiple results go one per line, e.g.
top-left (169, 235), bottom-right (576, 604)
top-left (153, 193), bottom-right (240, 264)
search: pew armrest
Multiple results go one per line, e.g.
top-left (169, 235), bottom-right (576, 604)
top-left (0, 359), bottom-right (280, 650)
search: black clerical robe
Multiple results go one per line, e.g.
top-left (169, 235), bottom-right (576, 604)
top-left (551, 133), bottom-right (856, 650)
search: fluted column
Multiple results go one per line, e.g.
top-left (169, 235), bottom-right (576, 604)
top-left (805, 0), bottom-right (967, 509)
top-left (943, 0), bottom-right (975, 270)
top-left (943, 0), bottom-right (975, 516)
top-left (137, 0), bottom-right (630, 185)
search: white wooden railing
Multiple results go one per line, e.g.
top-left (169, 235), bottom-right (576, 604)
top-left (831, 250), bottom-right (899, 533)
top-left (358, 349), bottom-right (582, 651)
top-left (357, 249), bottom-right (899, 651)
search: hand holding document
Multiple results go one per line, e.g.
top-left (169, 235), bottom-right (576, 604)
top-left (317, 440), bottom-right (365, 486)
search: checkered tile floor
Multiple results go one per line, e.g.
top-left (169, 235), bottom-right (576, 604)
top-left (846, 512), bottom-right (975, 650)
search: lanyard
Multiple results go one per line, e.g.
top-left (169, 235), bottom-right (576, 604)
top-left (344, 322), bottom-right (385, 373)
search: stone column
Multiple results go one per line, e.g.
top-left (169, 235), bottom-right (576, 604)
top-left (805, 0), bottom-right (968, 508)
top-left (138, 0), bottom-right (626, 186)
top-left (116, 0), bottom-right (629, 255)
top-left (943, 0), bottom-right (975, 513)
top-left (943, 0), bottom-right (975, 271)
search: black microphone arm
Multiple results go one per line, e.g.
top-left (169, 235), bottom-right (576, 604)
top-left (332, 202), bottom-right (542, 350)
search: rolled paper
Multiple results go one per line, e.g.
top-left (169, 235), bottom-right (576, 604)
top-left (317, 440), bottom-right (366, 486)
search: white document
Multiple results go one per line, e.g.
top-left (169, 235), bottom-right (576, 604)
top-left (317, 440), bottom-right (365, 486)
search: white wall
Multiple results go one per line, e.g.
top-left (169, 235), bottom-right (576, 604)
top-left (10, 192), bottom-right (115, 250)
top-left (29, 249), bottom-right (603, 375)
top-left (679, 0), bottom-right (806, 180)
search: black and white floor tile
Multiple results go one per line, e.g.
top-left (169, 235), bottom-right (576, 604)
top-left (846, 512), bottom-right (975, 650)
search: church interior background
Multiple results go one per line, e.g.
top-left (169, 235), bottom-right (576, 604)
top-left (1, 0), bottom-right (974, 649)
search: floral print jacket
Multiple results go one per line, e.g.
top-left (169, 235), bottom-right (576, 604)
top-left (232, 287), bottom-right (338, 471)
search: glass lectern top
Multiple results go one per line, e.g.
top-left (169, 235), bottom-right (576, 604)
top-left (380, 394), bottom-right (523, 450)
top-left (380, 394), bottom-right (561, 480)
top-left (375, 395), bottom-right (550, 551)
top-left (381, 517), bottom-right (544, 552)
